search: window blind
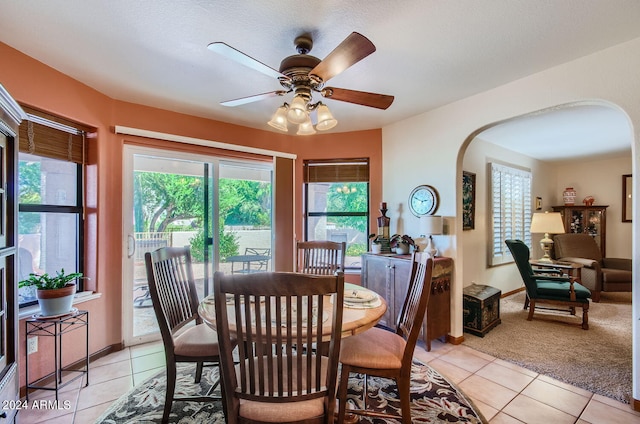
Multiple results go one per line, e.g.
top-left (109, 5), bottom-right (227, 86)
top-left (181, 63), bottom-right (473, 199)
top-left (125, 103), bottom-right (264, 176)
top-left (18, 105), bottom-right (92, 164)
top-left (303, 158), bottom-right (369, 183)
top-left (490, 162), bottom-right (532, 266)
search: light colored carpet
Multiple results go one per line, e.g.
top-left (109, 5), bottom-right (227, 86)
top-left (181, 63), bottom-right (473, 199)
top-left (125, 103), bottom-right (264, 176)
top-left (463, 290), bottom-right (632, 403)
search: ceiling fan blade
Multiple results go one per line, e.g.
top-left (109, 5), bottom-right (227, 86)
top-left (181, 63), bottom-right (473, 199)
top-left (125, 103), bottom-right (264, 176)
top-left (309, 32), bottom-right (376, 82)
top-left (221, 91), bottom-right (287, 107)
top-left (208, 42), bottom-right (288, 80)
top-left (321, 87), bottom-right (394, 110)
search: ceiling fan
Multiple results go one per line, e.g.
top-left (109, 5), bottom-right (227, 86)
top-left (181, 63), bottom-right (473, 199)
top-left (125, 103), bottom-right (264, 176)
top-left (207, 32), bottom-right (394, 134)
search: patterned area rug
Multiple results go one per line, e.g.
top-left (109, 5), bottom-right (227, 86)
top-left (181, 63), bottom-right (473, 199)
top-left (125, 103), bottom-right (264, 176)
top-left (97, 361), bottom-right (486, 423)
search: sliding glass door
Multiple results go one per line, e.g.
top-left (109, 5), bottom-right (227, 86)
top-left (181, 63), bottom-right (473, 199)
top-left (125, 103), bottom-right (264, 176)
top-left (122, 145), bottom-right (273, 346)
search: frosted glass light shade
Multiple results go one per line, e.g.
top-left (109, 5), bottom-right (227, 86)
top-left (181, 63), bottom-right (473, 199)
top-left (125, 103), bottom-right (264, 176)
top-left (286, 95), bottom-right (309, 124)
top-left (315, 103), bottom-right (337, 131)
top-left (267, 105), bottom-right (289, 132)
top-left (296, 117), bottom-right (316, 135)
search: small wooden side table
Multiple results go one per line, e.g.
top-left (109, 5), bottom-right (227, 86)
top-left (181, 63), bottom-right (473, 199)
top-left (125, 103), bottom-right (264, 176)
top-left (529, 260), bottom-right (583, 282)
top-left (25, 310), bottom-right (89, 401)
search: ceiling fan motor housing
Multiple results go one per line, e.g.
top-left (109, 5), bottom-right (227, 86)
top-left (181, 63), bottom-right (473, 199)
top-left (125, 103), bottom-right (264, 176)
top-left (278, 54), bottom-right (323, 96)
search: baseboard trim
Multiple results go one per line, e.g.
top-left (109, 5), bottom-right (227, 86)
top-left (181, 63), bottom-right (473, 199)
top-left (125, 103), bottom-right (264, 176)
top-left (502, 286), bottom-right (526, 298)
top-left (448, 334), bottom-right (464, 345)
top-left (634, 398), bottom-right (640, 412)
top-left (20, 342), bottom-right (125, 398)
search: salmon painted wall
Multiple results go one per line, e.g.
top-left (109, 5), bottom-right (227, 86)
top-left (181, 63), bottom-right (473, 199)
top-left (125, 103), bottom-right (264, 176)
top-left (0, 42), bottom-right (381, 384)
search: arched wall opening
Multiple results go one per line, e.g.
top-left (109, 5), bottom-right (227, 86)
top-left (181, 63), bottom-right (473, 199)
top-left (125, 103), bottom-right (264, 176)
top-left (456, 99), bottom-right (637, 404)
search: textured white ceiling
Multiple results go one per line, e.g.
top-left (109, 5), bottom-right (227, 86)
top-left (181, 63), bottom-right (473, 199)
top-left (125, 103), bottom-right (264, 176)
top-left (1, 0), bottom-right (639, 160)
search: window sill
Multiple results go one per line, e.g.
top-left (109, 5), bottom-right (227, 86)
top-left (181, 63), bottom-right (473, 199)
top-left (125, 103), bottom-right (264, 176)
top-left (18, 291), bottom-right (102, 320)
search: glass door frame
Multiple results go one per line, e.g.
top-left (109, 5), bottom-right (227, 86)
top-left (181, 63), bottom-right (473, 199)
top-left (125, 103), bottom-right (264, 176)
top-left (122, 145), bottom-right (215, 346)
top-left (122, 145), bottom-right (274, 346)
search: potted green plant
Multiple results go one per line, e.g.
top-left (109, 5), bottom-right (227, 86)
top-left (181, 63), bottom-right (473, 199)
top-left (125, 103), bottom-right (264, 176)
top-left (19, 269), bottom-right (83, 316)
top-left (390, 234), bottom-right (416, 254)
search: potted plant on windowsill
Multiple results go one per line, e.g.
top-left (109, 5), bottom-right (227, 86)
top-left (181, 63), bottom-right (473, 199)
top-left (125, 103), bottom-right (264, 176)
top-left (19, 269), bottom-right (83, 317)
top-left (390, 234), bottom-right (416, 255)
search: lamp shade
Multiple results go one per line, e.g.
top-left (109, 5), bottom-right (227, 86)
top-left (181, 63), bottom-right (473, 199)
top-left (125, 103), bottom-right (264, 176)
top-left (267, 105), bottom-right (289, 132)
top-left (286, 95), bottom-right (308, 124)
top-left (419, 215), bottom-right (443, 236)
top-left (530, 212), bottom-right (565, 234)
top-left (296, 117), bottom-right (316, 135)
top-left (315, 103), bottom-right (338, 131)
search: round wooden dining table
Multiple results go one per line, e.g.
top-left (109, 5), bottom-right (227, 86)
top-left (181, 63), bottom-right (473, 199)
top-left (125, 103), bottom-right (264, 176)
top-left (198, 282), bottom-right (387, 340)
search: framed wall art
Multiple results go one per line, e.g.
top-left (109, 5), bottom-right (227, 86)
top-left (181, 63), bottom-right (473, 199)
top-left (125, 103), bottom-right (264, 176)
top-left (462, 171), bottom-right (476, 230)
top-left (535, 196), bottom-right (542, 210)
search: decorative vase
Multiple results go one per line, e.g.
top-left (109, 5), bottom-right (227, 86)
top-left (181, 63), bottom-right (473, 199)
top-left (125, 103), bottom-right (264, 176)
top-left (377, 202), bottom-right (390, 239)
top-left (36, 283), bottom-right (76, 316)
top-left (562, 187), bottom-right (577, 206)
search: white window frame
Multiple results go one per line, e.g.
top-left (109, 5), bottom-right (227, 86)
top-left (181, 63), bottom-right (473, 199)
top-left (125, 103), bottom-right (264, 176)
top-left (489, 162), bottom-right (532, 266)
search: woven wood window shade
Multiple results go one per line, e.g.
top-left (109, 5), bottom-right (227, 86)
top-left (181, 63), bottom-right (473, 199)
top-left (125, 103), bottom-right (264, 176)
top-left (303, 159), bottom-right (369, 183)
top-left (18, 105), bottom-right (92, 164)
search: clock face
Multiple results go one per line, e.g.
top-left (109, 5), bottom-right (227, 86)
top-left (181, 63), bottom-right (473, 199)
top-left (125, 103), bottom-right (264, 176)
top-left (409, 185), bottom-right (439, 216)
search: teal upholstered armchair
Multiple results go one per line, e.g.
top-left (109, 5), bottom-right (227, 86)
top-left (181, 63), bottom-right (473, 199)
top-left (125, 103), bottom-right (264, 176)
top-left (505, 239), bottom-right (591, 330)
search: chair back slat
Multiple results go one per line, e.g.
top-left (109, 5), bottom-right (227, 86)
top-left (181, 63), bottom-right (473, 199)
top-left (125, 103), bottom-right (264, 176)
top-left (296, 240), bottom-right (346, 275)
top-left (214, 271), bottom-right (344, 417)
top-left (145, 247), bottom-right (200, 346)
top-left (395, 252), bottom-right (434, 363)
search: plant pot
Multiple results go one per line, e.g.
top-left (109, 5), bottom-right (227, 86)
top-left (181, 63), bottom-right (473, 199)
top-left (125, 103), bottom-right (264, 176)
top-left (396, 243), bottom-right (410, 255)
top-left (36, 283), bottom-right (76, 317)
top-left (371, 243), bottom-right (382, 254)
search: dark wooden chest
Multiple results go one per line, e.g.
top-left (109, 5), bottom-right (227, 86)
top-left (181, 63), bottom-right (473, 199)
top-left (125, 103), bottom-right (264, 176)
top-left (463, 284), bottom-right (501, 337)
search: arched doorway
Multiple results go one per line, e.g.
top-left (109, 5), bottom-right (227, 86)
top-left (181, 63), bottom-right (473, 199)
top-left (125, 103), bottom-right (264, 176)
top-left (456, 100), bottom-right (636, 403)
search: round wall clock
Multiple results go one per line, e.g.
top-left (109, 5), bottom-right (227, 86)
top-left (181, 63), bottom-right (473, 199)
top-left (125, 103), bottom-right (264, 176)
top-left (408, 185), bottom-right (439, 216)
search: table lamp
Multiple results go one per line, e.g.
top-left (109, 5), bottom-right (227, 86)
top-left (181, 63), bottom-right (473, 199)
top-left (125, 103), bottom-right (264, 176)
top-left (420, 215), bottom-right (443, 257)
top-left (529, 211), bottom-right (565, 262)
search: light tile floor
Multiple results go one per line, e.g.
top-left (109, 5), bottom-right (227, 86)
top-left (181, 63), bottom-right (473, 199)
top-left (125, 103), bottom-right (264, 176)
top-left (16, 339), bottom-right (640, 423)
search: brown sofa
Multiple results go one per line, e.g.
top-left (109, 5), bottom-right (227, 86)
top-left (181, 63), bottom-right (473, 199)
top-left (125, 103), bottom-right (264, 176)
top-left (553, 233), bottom-right (632, 302)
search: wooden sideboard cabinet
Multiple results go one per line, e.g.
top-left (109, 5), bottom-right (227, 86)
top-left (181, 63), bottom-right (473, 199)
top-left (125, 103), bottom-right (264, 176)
top-left (361, 253), bottom-right (452, 351)
top-left (552, 205), bottom-right (607, 257)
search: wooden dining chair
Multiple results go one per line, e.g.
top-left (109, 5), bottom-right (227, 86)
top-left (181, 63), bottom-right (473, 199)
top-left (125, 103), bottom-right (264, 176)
top-left (213, 270), bottom-right (345, 424)
top-left (336, 252), bottom-right (434, 424)
top-left (145, 246), bottom-right (231, 423)
top-left (296, 240), bottom-right (346, 275)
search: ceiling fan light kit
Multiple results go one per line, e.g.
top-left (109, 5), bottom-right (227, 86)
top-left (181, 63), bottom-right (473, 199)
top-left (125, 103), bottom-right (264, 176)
top-left (316, 103), bottom-right (338, 131)
top-left (266, 105), bottom-right (289, 131)
top-left (209, 32), bottom-right (394, 135)
top-left (286, 95), bottom-right (310, 124)
top-left (296, 118), bottom-right (317, 135)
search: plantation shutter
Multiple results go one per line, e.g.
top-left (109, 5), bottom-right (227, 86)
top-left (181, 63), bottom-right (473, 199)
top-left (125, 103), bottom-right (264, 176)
top-left (490, 162), bottom-right (532, 266)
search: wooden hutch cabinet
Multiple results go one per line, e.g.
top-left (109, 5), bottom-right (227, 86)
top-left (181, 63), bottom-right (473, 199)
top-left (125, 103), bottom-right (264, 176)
top-left (361, 254), bottom-right (452, 351)
top-left (0, 85), bottom-right (24, 423)
top-left (552, 205), bottom-right (608, 257)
